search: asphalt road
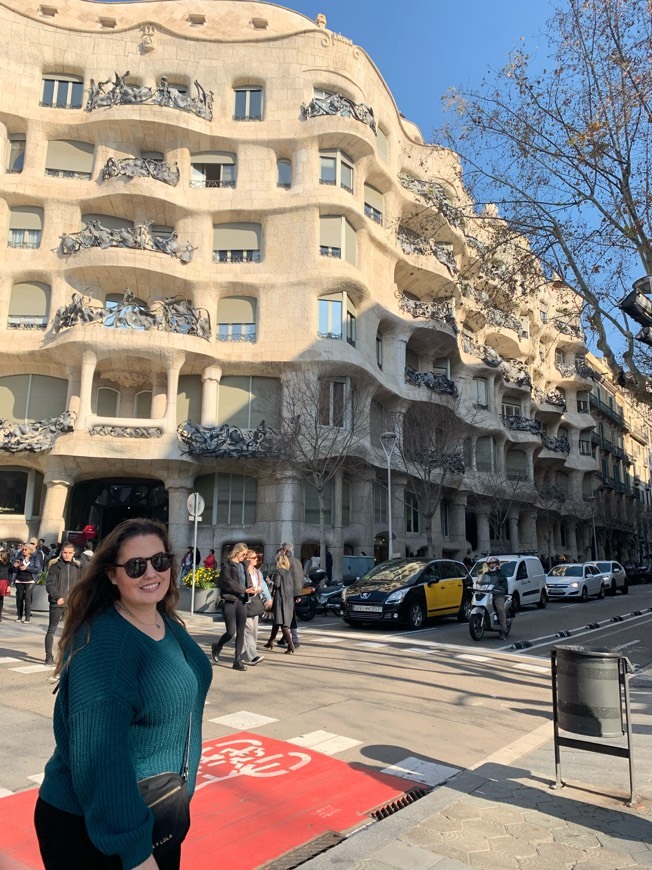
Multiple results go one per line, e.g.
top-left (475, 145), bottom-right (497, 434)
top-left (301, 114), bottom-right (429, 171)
top-left (1, 584), bottom-right (650, 803)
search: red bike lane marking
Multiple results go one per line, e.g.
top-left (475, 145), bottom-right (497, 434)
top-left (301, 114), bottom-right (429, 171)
top-left (1, 732), bottom-right (410, 869)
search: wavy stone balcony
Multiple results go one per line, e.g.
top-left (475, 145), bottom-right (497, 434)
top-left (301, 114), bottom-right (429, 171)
top-left (532, 386), bottom-right (567, 412)
top-left (86, 73), bottom-right (213, 121)
top-left (397, 172), bottom-right (465, 231)
top-left (396, 292), bottom-right (458, 333)
top-left (177, 421), bottom-right (274, 457)
top-left (540, 433), bottom-right (570, 453)
top-left (0, 411), bottom-right (75, 453)
top-left (405, 366), bottom-right (458, 398)
top-left (502, 415), bottom-right (542, 435)
top-left (101, 156), bottom-right (180, 187)
top-left (300, 93), bottom-right (377, 134)
top-left (59, 221), bottom-right (196, 264)
top-left (396, 227), bottom-right (458, 277)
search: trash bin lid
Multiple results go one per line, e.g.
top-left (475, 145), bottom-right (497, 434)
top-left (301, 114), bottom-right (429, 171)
top-left (553, 644), bottom-right (621, 659)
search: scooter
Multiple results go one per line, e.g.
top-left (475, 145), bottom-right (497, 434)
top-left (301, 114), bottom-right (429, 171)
top-left (468, 583), bottom-right (514, 641)
top-left (295, 568), bottom-right (327, 621)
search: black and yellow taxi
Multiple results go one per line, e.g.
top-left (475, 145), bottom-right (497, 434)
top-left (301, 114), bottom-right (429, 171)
top-left (341, 558), bottom-right (473, 629)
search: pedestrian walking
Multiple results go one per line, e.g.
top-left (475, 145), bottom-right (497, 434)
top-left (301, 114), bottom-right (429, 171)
top-left (211, 542), bottom-right (250, 671)
top-left (0, 551), bottom-right (11, 621)
top-left (43, 542), bottom-right (81, 667)
top-left (264, 552), bottom-right (296, 654)
top-left (13, 542), bottom-right (40, 623)
top-left (179, 547), bottom-right (194, 581)
top-left (78, 541), bottom-right (94, 572)
top-left (34, 517), bottom-right (212, 870)
top-left (243, 549), bottom-right (271, 666)
top-left (278, 542), bottom-right (303, 648)
top-left (203, 549), bottom-right (216, 570)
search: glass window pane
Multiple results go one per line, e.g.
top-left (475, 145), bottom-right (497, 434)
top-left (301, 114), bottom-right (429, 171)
top-left (0, 469), bottom-right (28, 514)
top-left (55, 80), bottom-right (69, 108)
top-left (244, 477), bottom-right (257, 525)
top-left (195, 474), bottom-right (215, 520)
top-left (249, 89), bottom-right (262, 118)
top-left (332, 381), bottom-right (344, 427)
top-left (320, 157), bottom-right (336, 183)
top-left (277, 160), bottom-right (291, 186)
top-left (216, 473), bottom-right (231, 524)
top-left (42, 79), bottom-right (54, 105)
top-left (71, 81), bottom-right (84, 108)
top-left (234, 90), bottom-right (247, 117)
top-left (341, 162), bottom-right (353, 191)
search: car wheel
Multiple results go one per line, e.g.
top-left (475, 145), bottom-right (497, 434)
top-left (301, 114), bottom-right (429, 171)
top-left (598, 583), bottom-right (605, 600)
top-left (511, 591), bottom-right (520, 613)
top-left (457, 596), bottom-right (472, 623)
top-left (407, 600), bottom-right (426, 630)
top-left (469, 613), bottom-right (485, 641)
top-left (536, 589), bottom-right (548, 609)
top-left (622, 579), bottom-right (629, 595)
top-left (608, 579), bottom-right (617, 596)
top-left (581, 585), bottom-right (589, 602)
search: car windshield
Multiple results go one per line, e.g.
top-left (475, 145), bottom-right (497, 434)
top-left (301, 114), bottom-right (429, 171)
top-left (549, 565), bottom-right (582, 577)
top-left (472, 560), bottom-right (516, 577)
top-left (359, 560), bottom-right (428, 585)
top-left (596, 562), bottom-right (610, 572)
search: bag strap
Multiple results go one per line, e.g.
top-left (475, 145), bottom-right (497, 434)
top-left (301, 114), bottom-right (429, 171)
top-left (168, 617), bottom-right (192, 781)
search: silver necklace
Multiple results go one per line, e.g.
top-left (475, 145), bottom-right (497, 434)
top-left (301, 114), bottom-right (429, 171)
top-left (116, 600), bottom-right (161, 629)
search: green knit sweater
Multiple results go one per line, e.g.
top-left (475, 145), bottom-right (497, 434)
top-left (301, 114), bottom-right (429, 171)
top-left (39, 606), bottom-right (212, 869)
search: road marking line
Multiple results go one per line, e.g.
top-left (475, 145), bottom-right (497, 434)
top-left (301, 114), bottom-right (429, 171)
top-left (0, 657), bottom-right (22, 664)
top-left (456, 654), bottom-right (489, 662)
top-left (355, 642), bottom-right (386, 649)
top-left (27, 774), bottom-right (44, 785)
top-left (380, 756), bottom-right (459, 787)
top-left (403, 647), bottom-right (437, 654)
top-left (614, 640), bottom-right (639, 650)
top-left (513, 663), bottom-right (549, 674)
top-left (10, 665), bottom-right (53, 674)
top-left (288, 731), bottom-right (362, 755)
top-left (0, 788), bottom-right (13, 798)
top-left (209, 711), bottom-right (278, 729)
top-left (308, 636), bottom-right (341, 644)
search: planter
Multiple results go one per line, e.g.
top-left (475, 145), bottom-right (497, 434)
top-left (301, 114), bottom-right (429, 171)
top-left (31, 584), bottom-right (51, 613)
top-left (178, 586), bottom-right (219, 613)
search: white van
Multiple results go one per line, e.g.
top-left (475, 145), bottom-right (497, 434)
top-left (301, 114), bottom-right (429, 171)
top-left (471, 555), bottom-right (548, 611)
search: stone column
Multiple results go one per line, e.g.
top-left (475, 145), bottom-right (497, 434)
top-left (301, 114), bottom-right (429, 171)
top-left (508, 510), bottom-right (520, 552)
top-left (520, 512), bottom-right (538, 553)
top-left (164, 354), bottom-right (184, 434)
top-left (475, 506), bottom-right (491, 556)
top-left (65, 365), bottom-right (81, 418)
top-left (201, 365), bottom-right (222, 426)
top-left (38, 472), bottom-right (74, 543)
top-left (565, 521), bottom-right (578, 560)
top-left (150, 373), bottom-right (167, 419)
top-left (166, 477), bottom-right (194, 559)
top-left (349, 471), bottom-right (376, 556)
top-left (331, 470), bottom-right (343, 581)
top-left (390, 473), bottom-right (407, 558)
top-left (77, 350), bottom-right (97, 429)
top-left (268, 469), bottom-right (302, 561)
top-left (448, 493), bottom-right (468, 556)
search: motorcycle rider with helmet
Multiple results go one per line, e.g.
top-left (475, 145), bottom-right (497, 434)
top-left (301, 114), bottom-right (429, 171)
top-left (486, 556), bottom-right (508, 640)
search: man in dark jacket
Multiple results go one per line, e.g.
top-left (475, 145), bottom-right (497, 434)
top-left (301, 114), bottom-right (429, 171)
top-left (44, 542), bottom-right (80, 666)
top-left (280, 542), bottom-right (303, 648)
top-left (486, 556), bottom-right (508, 639)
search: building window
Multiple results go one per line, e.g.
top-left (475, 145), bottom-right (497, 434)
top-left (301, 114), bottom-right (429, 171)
top-left (373, 482), bottom-right (387, 524)
top-left (213, 222), bottom-right (261, 263)
top-left (8, 281), bottom-right (50, 329)
top-left (196, 473), bottom-right (257, 526)
top-left (96, 387), bottom-right (119, 417)
top-left (577, 391), bottom-right (590, 413)
top-left (304, 481), bottom-right (334, 526)
top-left (502, 397), bottom-right (522, 417)
top-left (376, 333), bottom-right (383, 369)
top-left (45, 140), bottom-right (94, 179)
top-left (134, 390), bottom-right (152, 418)
top-left (363, 184), bottom-right (384, 224)
top-left (555, 349), bottom-right (566, 365)
top-left (8, 207), bottom-right (43, 249)
top-left (0, 469), bottom-right (29, 515)
top-left (440, 502), bottom-right (450, 538)
top-left (41, 73), bottom-right (83, 109)
top-left (540, 310), bottom-right (548, 323)
top-left (506, 450), bottom-right (527, 481)
top-left (0, 374), bottom-right (67, 422)
top-left (190, 152), bottom-right (236, 188)
top-left (432, 357), bottom-right (451, 378)
top-left (318, 292), bottom-right (356, 345)
top-left (319, 215), bottom-right (357, 265)
top-left (234, 86), bottom-right (263, 120)
top-left (277, 159), bottom-right (291, 188)
top-left (319, 149), bottom-right (354, 193)
top-left (217, 297), bottom-right (256, 342)
top-left (217, 376), bottom-right (280, 429)
top-left (472, 377), bottom-right (488, 409)
top-left (377, 127), bottom-right (389, 162)
top-left (405, 490), bottom-right (420, 533)
top-left (7, 135), bottom-right (25, 173)
top-left (476, 436), bottom-right (496, 472)
top-left (579, 438), bottom-right (592, 456)
top-left (319, 379), bottom-right (346, 428)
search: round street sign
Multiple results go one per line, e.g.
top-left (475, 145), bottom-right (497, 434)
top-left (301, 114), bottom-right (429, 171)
top-left (187, 492), bottom-right (205, 518)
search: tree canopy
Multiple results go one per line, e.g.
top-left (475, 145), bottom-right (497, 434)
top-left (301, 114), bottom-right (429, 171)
top-left (443, 0), bottom-right (652, 405)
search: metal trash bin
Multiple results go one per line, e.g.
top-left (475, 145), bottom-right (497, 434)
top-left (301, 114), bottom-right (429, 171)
top-left (555, 646), bottom-right (623, 737)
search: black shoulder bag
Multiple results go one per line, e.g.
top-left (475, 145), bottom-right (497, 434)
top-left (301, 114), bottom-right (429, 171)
top-left (137, 713), bottom-right (192, 859)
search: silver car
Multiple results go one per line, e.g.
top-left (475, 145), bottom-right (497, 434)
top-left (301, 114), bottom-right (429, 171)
top-left (546, 563), bottom-right (605, 601)
top-left (595, 561), bottom-right (628, 595)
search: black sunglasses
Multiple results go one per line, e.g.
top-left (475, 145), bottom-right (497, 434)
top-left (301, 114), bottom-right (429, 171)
top-left (113, 552), bottom-right (174, 579)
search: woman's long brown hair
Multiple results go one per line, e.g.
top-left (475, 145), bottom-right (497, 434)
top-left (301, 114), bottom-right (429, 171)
top-left (54, 518), bottom-right (183, 676)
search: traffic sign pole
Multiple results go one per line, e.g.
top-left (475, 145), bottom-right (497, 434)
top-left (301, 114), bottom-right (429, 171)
top-left (186, 493), bottom-right (205, 615)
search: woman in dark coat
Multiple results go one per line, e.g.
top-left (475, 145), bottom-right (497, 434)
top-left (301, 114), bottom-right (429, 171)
top-left (212, 542), bottom-right (250, 671)
top-left (264, 553), bottom-right (296, 654)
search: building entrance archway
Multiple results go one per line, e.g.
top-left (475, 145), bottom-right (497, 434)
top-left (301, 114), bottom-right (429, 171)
top-left (68, 478), bottom-right (168, 540)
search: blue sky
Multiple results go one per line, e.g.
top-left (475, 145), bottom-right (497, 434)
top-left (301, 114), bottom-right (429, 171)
top-left (105, 1), bottom-right (553, 139)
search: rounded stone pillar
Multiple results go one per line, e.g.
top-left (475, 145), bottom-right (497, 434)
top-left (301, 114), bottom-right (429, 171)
top-left (38, 472), bottom-right (74, 543)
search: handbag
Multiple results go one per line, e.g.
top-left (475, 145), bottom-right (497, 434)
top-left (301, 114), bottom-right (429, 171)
top-left (137, 716), bottom-right (192, 858)
top-left (246, 592), bottom-right (265, 618)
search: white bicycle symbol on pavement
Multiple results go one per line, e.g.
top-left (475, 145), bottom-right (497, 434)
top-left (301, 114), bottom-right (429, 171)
top-left (196, 738), bottom-right (312, 789)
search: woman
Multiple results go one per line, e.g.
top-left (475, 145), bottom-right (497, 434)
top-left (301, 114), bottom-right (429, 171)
top-left (34, 518), bottom-right (212, 870)
top-left (0, 551), bottom-right (10, 621)
top-left (212, 542), bottom-right (251, 671)
top-left (264, 552), bottom-right (296, 654)
top-left (13, 542), bottom-right (41, 623)
top-left (203, 549), bottom-right (216, 571)
top-left (242, 550), bottom-right (271, 666)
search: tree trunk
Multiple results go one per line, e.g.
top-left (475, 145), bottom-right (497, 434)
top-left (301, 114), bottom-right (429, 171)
top-left (318, 488), bottom-right (327, 571)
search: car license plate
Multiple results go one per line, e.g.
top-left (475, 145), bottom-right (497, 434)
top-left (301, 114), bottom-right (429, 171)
top-left (351, 604), bottom-right (383, 613)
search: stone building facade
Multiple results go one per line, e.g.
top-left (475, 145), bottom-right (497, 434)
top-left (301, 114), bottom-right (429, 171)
top-left (0, 0), bottom-right (650, 571)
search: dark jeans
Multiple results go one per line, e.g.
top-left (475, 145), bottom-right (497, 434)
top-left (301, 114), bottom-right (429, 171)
top-left (45, 605), bottom-right (64, 661)
top-left (35, 797), bottom-right (181, 869)
top-left (15, 582), bottom-right (34, 620)
top-left (217, 599), bottom-right (247, 662)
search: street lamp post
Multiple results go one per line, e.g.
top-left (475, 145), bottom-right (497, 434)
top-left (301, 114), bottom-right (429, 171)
top-left (587, 496), bottom-right (599, 560)
top-left (380, 431), bottom-right (399, 560)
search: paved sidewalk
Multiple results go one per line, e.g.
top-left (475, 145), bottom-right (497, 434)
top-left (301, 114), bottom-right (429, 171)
top-left (302, 674), bottom-right (652, 870)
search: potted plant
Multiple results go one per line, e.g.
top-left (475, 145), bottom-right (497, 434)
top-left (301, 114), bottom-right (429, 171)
top-left (31, 569), bottom-right (50, 612)
top-left (179, 567), bottom-right (220, 612)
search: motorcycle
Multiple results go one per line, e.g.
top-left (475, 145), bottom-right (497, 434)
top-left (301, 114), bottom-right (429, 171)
top-left (316, 581), bottom-right (346, 616)
top-left (295, 568), bottom-right (327, 621)
top-left (468, 583), bottom-right (514, 641)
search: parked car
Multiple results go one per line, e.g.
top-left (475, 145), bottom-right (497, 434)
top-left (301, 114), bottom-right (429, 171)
top-left (470, 555), bottom-right (548, 611)
top-left (341, 558), bottom-right (473, 629)
top-left (546, 562), bottom-right (605, 601)
top-left (625, 563), bottom-right (651, 585)
top-left (595, 561), bottom-right (628, 595)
